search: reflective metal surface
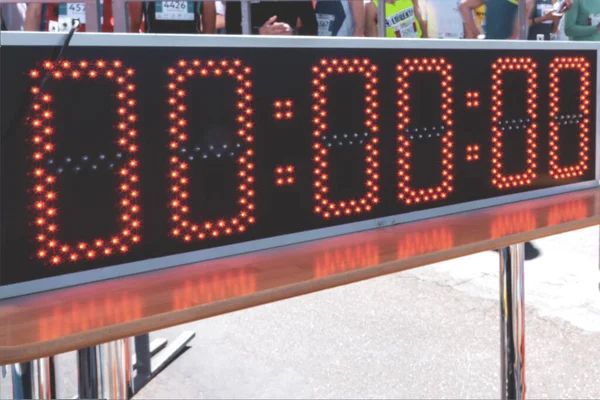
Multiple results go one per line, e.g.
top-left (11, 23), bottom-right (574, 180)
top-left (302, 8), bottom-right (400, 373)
top-left (77, 346), bottom-right (101, 399)
top-left (31, 358), bottom-right (56, 399)
top-left (11, 358), bottom-right (55, 400)
top-left (517, 0), bottom-right (528, 40)
top-left (500, 243), bottom-right (526, 400)
top-left (377, 0), bottom-right (386, 38)
top-left (77, 339), bottom-right (132, 399)
top-left (240, 0), bottom-right (251, 35)
top-left (11, 363), bottom-right (32, 400)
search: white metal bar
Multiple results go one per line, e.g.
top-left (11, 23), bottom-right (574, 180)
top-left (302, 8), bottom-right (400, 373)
top-left (377, 0), bottom-right (386, 37)
top-left (517, 0), bottom-right (528, 40)
top-left (240, 0), bottom-right (251, 35)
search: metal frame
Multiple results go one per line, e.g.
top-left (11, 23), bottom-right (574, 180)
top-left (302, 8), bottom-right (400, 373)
top-left (0, 32), bottom-right (599, 299)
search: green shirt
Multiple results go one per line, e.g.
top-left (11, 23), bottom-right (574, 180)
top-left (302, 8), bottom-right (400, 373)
top-left (564, 0), bottom-right (600, 40)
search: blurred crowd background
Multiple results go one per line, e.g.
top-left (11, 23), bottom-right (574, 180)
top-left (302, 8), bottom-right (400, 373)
top-left (1, 0), bottom-right (599, 41)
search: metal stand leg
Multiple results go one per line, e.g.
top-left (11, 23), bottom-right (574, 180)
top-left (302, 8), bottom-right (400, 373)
top-left (132, 335), bottom-right (153, 393)
top-left (11, 363), bottom-right (32, 400)
top-left (76, 333), bottom-right (194, 399)
top-left (131, 332), bottom-right (195, 395)
top-left (32, 358), bottom-right (56, 399)
top-left (77, 339), bottom-right (132, 399)
top-left (11, 358), bottom-right (56, 400)
top-left (500, 243), bottom-right (526, 400)
top-left (77, 347), bottom-right (100, 399)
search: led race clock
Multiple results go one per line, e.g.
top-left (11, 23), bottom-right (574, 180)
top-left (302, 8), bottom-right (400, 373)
top-left (0, 34), bottom-right (597, 295)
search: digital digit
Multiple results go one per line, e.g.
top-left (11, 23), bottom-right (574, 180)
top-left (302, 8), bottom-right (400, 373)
top-left (167, 59), bottom-right (255, 242)
top-left (29, 59), bottom-right (141, 265)
top-left (548, 57), bottom-right (592, 179)
top-left (396, 58), bottom-right (455, 205)
top-left (311, 58), bottom-right (380, 219)
top-left (490, 57), bottom-right (539, 189)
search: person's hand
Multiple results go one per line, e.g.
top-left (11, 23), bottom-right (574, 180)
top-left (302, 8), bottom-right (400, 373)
top-left (596, 22), bottom-right (600, 31)
top-left (542, 8), bottom-right (562, 22)
top-left (561, 0), bottom-right (573, 12)
top-left (259, 15), bottom-right (292, 35)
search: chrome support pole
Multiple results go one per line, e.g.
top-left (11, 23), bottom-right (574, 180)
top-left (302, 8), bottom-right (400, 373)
top-left (11, 358), bottom-right (55, 400)
top-left (377, 0), bottom-right (386, 37)
top-left (241, 0), bottom-right (252, 35)
top-left (11, 363), bottom-right (33, 400)
top-left (517, 0), bottom-right (528, 39)
top-left (500, 243), bottom-right (526, 400)
top-left (31, 358), bottom-right (56, 399)
top-left (77, 347), bottom-right (101, 399)
top-left (77, 339), bottom-right (132, 399)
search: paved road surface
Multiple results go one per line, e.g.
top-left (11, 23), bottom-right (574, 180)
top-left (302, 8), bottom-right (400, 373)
top-left (1, 227), bottom-right (599, 399)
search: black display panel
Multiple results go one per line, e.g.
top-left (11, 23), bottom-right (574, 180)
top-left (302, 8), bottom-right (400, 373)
top-left (0, 42), bottom-right (596, 288)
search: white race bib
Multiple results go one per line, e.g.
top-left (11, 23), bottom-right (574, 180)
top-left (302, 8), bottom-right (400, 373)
top-left (155, 1), bottom-right (194, 21)
top-left (55, 0), bottom-right (104, 28)
top-left (65, 2), bottom-right (86, 23)
top-left (316, 13), bottom-right (334, 36)
top-left (386, 7), bottom-right (418, 38)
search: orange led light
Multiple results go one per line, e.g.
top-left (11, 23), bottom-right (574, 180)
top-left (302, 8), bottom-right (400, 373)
top-left (466, 91), bottom-right (480, 108)
top-left (548, 57), bottom-right (591, 179)
top-left (29, 59), bottom-right (141, 265)
top-left (490, 57), bottom-right (538, 189)
top-left (275, 165), bottom-right (295, 186)
top-left (274, 99), bottom-right (293, 120)
top-left (466, 144), bottom-right (480, 161)
top-left (167, 59), bottom-right (255, 242)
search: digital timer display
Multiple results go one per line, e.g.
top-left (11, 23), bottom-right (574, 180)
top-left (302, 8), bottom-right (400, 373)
top-left (0, 40), bottom-right (596, 289)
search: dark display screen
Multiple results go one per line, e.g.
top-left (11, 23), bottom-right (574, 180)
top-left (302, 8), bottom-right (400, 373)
top-left (0, 42), bottom-right (596, 287)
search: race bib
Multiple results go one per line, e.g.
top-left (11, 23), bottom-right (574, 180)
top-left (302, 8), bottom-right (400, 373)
top-left (386, 7), bottom-right (418, 38)
top-left (155, 1), bottom-right (194, 21)
top-left (56, 0), bottom-right (104, 27)
top-left (590, 13), bottom-right (600, 26)
top-left (316, 13), bottom-right (335, 36)
top-left (65, 2), bottom-right (86, 23)
top-left (537, 4), bottom-right (554, 24)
